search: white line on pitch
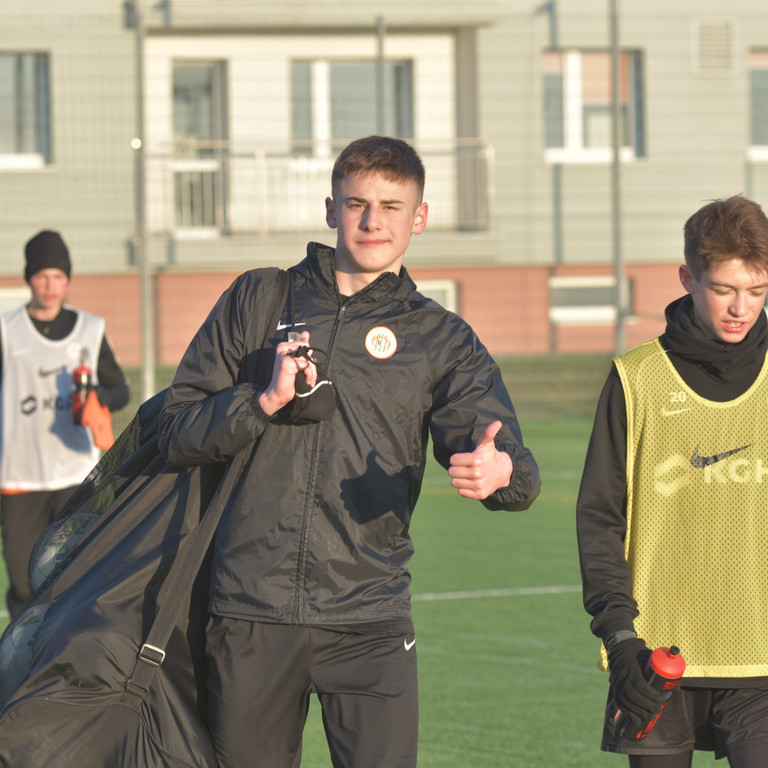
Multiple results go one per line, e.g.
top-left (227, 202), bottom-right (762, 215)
top-left (0, 586), bottom-right (582, 621)
top-left (413, 585), bottom-right (581, 602)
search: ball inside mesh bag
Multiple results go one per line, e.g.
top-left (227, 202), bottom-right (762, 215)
top-left (0, 603), bottom-right (49, 702)
top-left (28, 512), bottom-right (99, 593)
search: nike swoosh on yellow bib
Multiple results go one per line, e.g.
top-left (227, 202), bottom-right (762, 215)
top-left (690, 444), bottom-right (752, 468)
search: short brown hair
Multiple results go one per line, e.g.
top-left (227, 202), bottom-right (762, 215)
top-left (684, 195), bottom-right (768, 277)
top-left (331, 135), bottom-right (425, 201)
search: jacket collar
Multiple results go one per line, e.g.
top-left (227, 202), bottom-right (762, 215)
top-left (296, 242), bottom-right (417, 306)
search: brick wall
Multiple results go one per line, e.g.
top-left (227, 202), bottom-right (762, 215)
top-left (0, 261), bottom-right (686, 368)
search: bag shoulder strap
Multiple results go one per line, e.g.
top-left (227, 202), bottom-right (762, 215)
top-left (124, 268), bottom-right (292, 699)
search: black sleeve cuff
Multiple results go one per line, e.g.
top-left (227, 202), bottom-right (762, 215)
top-left (603, 629), bottom-right (638, 652)
top-left (250, 391), bottom-right (278, 423)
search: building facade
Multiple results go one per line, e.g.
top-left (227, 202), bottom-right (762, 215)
top-left (1, 1), bottom-right (767, 370)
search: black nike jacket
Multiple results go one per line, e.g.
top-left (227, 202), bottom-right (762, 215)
top-left (158, 243), bottom-right (540, 628)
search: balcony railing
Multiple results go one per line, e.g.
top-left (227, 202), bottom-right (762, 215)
top-left (146, 139), bottom-right (493, 237)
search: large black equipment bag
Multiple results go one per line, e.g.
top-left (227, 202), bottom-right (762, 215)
top-left (0, 270), bottom-right (290, 767)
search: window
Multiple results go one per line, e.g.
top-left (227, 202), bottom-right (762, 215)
top-left (172, 61), bottom-right (228, 231)
top-left (549, 275), bottom-right (633, 326)
top-left (749, 51), bottom-right (768, 157)
top-left (416, 280), bottom-right (459, 313)
top-left (174, 63), bottom-right (221, 158)
top-left (0, 287), bottom-right (30, 312)
top-left (542, 50), bottom-right (645, 163)
top-left (0, 52), bottom-right (51, 168)
top-left (291, 59), bottom-right (414, 156)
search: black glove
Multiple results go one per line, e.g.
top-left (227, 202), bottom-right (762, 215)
top-left (608, 637), bottom-right (667, 733)
top-left (287, 345), bottom-right (336, 423)
top-left (291, 370), bottom-right (336, 423)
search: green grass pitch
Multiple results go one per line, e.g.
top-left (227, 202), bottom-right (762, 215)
top-left (297, 417), bottom-right (717, 767)
top-left (0, 414), bottom-right (719, 766)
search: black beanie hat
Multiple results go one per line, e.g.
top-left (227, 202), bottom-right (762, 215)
top-left (24, 230), bottom-right (72, 283)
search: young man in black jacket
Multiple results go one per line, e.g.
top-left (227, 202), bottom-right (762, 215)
top-left (577, 195), bottom-right (768, 767)
top-left (158, 135), bottom-right (540, 768)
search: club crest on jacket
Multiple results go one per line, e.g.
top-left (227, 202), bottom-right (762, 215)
top-left (365, 326), bottom-right (397, 359)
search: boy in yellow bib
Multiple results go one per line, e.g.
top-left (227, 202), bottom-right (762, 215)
top-left (577, 195), bottom-right (768, 768)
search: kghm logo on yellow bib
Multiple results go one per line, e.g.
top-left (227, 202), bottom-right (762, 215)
top-left (365, 326), bottom-right (397, 359)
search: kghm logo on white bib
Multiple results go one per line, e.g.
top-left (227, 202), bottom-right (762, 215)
top-left (365, 326), bottom-right (397, 359)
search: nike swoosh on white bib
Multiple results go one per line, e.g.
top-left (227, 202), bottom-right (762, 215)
top-left (276, 321), bottom-right (307, 331)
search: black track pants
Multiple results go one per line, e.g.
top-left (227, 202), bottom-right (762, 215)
top-left (206, 617), bottom-right (419, 768)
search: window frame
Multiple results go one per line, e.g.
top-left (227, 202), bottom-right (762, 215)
top-left (548, 275), bottom-right (634, 326)
top-left (290, 57), bottom-right (415, 158)
top-left (748, 50), bottom-right (768, 162)
top-left (542, 48), bottom-right (645, 165)
top-left (0, 51), bottom-right (52, 170)
top-left (416, 279), bottom-right (459, 314)
top-left (171, 59), bottom-right (229, 234)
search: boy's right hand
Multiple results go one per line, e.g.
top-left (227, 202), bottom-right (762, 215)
top-left (259, 331), bottom-right (318, 415)
top-left (608, 637), bottom-right (666, 732)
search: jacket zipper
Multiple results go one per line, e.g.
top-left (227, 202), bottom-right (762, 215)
top-left (292, 301), bottom-right (348, 623)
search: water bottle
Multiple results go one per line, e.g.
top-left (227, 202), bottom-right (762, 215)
top-left (72, 350), bottom-right (92, 425)
top-left (614, 645), bottom-right (686, 740)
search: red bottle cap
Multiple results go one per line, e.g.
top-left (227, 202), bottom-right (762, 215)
top-left (649, 646), bottom-right (686, 680)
